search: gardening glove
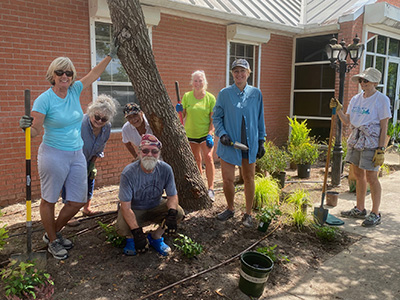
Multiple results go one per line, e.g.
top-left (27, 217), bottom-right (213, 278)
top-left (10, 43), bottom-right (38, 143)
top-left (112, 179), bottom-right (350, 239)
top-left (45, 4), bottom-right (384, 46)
top-left (131, 227), bottom-right (148, 253)
top-left (329, 98), bottom-right (342, 112)
top-left (372, 149), bottom-right (385, 167)
top-left (164, 208), bottom-right (178, 234)
top-left (206, 134), bottom-right (214, 148)
top-left (256, 140), bottom-right (266, 159)
top-left (87, 161), bottom-right (97, 180)
top-left (175, 103), bottom-right (183, 113)
top-left (108, 37), bottom-right (119, 59)
top-left (19, 115), bottom-right (33, 131)
top-left (220, 134), bottom-right (232, 146)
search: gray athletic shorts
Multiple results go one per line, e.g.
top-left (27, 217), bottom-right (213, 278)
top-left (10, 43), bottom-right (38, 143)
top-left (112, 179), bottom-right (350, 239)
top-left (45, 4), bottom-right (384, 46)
top-left (38, 143), bottom-right (87, 203)
top-left (345, 148), bottom-right (380, 172)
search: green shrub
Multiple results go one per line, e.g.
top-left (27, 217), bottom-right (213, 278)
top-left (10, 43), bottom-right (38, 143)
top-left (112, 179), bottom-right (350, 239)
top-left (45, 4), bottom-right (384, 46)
top-left (253, 176), bottom-right (281, 209)
top-left (289, 140), bottom-right (320, 165)
top-left (98, 221), bottom-right (125, 248)
top-left (255, 206), bottom-right (282, 223)
top-left (315, 226), bottom-right (341, 242)
top-left (256, 141), bottom-right (289, 175)
top-left (173, 234), bottom-right (203, 258)
top-left (256, 245), bottom-right (290, 263)
top-left (1, 260), bottom-right (54, 299)
top-left (288, 117), bottom-right (311, 147)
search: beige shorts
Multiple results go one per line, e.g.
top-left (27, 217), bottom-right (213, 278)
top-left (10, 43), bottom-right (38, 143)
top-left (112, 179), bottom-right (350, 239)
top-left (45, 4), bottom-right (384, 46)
top-left (116, 199), bottom-right (185, 237)
top-left (345, 148), bottom-right (380, 172)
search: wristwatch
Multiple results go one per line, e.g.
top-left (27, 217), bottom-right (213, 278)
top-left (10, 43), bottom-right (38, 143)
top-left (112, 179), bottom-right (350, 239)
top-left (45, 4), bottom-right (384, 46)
top-left (377, 147), bottom-right (385, 150)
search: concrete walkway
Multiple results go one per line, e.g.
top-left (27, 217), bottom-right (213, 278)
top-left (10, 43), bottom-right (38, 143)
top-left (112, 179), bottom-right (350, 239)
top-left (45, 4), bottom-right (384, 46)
top-left (270, 151), bottom-right (400, 300)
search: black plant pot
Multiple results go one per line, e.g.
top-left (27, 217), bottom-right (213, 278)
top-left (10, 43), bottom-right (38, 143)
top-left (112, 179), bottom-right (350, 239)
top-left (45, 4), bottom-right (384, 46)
top-left (297, 164), bottom-right (311, 178)
top-left (271, 171), bottom-right (286, 188)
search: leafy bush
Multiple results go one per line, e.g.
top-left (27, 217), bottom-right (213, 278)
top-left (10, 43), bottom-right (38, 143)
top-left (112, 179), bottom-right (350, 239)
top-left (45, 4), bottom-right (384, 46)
top-left (256, 141), bottom-right (289, 175)
top-left (98, 221), bottom-right (125, 248)
top-left (1, 260), bottom-right (54, 300)
top-left (0, 209), bottom-right (9, 250)
top-left (173, 234), bottom-right (203, 258)
top-left (256, 245), bottom-right (290, 263)
top-left (253, 176), bottom-right (281, 209)
top-left (255, 206), bottom-right (282, 223)
top-left (289, 140), bottom-right (320, 165)
top-left (387, 120), bottom-right (400, 143)
top-left (315, 226), bottom-right (341, 242)
top-left (288, 117), bottom-right (311, 147)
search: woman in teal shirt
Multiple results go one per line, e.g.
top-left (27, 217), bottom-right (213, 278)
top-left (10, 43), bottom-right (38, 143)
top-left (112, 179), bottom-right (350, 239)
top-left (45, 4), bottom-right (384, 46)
top-left (213, 59), bottom-right (266, 228)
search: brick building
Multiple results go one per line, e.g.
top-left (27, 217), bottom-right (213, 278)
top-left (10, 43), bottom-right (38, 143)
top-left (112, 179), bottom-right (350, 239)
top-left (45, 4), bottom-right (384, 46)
top-left (1, 0), bottom-right (400, 206)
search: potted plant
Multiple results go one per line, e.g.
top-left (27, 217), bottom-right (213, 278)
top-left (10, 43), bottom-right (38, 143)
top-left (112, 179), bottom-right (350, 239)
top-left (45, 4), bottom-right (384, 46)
top-left (289, 140), bottom-right (319, 178)
top-left (255, 205), bottom-right (282, 232)
top-left (256, 141), bottom-right (289, 187)
top-left (287, 117), bottom-right (311, 169)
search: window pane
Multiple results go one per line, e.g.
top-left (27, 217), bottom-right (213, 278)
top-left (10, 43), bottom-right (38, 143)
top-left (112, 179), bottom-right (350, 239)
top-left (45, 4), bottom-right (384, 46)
top-left (365, 55), bottom-right (374, 68)
top-left (293, 92), bottom-right (334, 117)
top-left (377, 35), bottom-right (387, 54)
top-left (367, 37), bottom-right (375, 52)
top-left (295, 65), bottom-right (335, 89)
top-left (296, 34), bottom-right (333, 62)
top-left (387, 62), bottom-right (398, 110)
top-left (229, 42), bottom-right (255, 86)
top-left (375, 57), bottom-right (385, 83)
top-left (236, 44), bottom-right (245, 57)
top-left (389, 38), bottom-right (400, 57)
top-left (98, 85), bottom-right (137, 129)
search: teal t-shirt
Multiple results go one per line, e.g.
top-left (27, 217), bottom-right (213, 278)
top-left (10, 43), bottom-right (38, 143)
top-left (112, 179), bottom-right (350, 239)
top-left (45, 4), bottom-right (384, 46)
top-left (32, 81), bottom-right (84, 151)
top-left (182, 91), bottom-right (216, 139)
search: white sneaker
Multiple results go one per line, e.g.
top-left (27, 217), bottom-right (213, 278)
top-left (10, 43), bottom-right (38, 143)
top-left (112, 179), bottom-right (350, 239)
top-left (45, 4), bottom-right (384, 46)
top-left (208, 189), bottom-right (215, 201)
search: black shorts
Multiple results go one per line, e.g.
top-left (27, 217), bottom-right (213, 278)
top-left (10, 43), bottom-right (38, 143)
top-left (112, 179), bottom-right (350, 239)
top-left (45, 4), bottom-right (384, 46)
top-left (188, 136), bottom-right (207, 144)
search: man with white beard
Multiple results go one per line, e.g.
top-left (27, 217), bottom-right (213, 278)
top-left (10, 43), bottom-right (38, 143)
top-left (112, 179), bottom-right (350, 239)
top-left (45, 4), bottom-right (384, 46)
top-left (116, 134), bottom-right (184, 256)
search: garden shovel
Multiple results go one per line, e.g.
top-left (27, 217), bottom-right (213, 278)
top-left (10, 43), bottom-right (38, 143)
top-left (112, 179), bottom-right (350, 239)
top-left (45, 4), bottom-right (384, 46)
top-left (313, 106), bottom-right (336, 225)
top-left (11, 90), bottom-right (47, 269)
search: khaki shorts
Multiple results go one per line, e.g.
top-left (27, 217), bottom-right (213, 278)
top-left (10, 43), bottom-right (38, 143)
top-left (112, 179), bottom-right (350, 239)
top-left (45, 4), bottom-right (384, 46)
top-left (345, 148), bottom-right (380, 172)
top-left (116, 199), bottom-right (185, 237)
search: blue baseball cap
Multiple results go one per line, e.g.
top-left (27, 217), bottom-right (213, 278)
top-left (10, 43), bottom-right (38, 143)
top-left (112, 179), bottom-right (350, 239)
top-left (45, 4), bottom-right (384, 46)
top-left (231, 59), bottom-right (250, 70)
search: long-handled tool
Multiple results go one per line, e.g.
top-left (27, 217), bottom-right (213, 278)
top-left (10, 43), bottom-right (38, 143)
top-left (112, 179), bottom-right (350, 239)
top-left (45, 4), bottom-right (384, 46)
top-left (11, 90), bottom-right (47, 269)
top-left (314, 106), bottom-right (336, 225)
top-left (174, 81), bottom-right (184, 125)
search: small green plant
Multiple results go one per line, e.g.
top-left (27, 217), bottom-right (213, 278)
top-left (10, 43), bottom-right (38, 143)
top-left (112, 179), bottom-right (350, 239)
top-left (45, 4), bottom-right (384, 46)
top-left (291, 209), bottom-right (308, 229)
top-left (315, 225), bottom-right (341, 242)
top-left (253, 176), bottom-right (281, 209)
top-left (285, 189), bottom-right (311, 210)
top-left (255, 206), bottom-right (282, 224)
top-left (0, 209), bottom-right (9, 250)
top-left (387, 119), bottom-right (400, 143)
top-left (98, 221), bottom-right (125, 248)
top-left (1, 260), bottom-right (54, 299)
top-left (256, 245), bottom-right (290, 263)
top-left (256, 141), bottom-right (289, 175)
top-left (173, 234), bottom-right (203, 258)
top-left (288, 117), bottom-right (311, 147)
top-left (379, 163), bottom-right (390, 177)
top-left (289, 140), bottom-right (320, 165)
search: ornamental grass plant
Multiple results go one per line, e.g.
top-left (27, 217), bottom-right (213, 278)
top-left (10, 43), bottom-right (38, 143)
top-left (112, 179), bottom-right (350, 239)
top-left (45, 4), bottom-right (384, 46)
top-left (253, 176), bottom-right (281, 209)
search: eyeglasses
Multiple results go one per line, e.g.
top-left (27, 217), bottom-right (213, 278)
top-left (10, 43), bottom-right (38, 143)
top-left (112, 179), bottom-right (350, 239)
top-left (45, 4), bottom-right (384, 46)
top-left (54, 70), bottom-right (74, 77)
top-left (94, 114), bottom-right (109, 122)
top-left (358, 78), bottom-right (369, 84)
top-left (141, 148), bottom-right (160, 155)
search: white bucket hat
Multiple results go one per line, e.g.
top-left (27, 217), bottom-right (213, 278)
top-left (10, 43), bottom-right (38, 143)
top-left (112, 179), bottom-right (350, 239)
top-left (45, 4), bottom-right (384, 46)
top-left (351, 67), bottom-right (382, 83)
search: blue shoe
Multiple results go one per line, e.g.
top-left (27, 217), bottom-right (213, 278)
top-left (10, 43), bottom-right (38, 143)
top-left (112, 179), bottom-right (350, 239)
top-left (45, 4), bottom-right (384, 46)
top-left (123, 238), bottom-right (137, 256)
top-left (147, 234), bottom-right (171, 256)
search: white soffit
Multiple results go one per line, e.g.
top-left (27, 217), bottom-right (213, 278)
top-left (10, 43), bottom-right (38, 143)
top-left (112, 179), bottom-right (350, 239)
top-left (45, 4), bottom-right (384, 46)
top-left (89, 0), bottom-right (161, 26)
top-left (227, 24), bottom-right (271, 44)
top-left (364, 2), bottom-right (400, 34)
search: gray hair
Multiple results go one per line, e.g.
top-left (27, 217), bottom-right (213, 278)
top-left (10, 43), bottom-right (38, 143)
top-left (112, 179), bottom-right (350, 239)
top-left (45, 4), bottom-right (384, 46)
top-left (46, 57), bottom-right (77, 86)
top-left (87, 94), bottom-right (119, 123)
top-left (190, 70), bottom-right (208, 91)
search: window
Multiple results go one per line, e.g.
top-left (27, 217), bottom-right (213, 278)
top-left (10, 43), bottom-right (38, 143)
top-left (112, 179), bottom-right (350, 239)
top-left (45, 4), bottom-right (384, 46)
top-left (95, 22), bottom-right (138, 129)
top-left (229, 42), bottom-right (255, 85)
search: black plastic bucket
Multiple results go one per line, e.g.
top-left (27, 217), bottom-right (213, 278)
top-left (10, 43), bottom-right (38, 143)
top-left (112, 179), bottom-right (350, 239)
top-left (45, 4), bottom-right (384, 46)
top-left (297, 163), bottom-right (311, 178)
top-left (239, 251), bottom-right (274, 297)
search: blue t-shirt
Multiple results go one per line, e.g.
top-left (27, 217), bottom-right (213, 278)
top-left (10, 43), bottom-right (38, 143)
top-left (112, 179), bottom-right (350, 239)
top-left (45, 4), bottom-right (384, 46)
top-left (81, 114), bottom-right (111, 162)
top-left (118, 160), bottom-right (177, 210)
top-left (32, 81), bottom-right (84, 151)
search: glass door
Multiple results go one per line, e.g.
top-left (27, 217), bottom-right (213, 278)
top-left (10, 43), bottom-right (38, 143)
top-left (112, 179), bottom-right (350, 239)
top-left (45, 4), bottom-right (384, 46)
top-left (387, 59), bottom-right (400, 124)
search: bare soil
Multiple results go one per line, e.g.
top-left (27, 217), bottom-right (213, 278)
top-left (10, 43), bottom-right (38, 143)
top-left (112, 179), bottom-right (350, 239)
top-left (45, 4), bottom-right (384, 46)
top-left (1, 161), bottom-right (363, 300)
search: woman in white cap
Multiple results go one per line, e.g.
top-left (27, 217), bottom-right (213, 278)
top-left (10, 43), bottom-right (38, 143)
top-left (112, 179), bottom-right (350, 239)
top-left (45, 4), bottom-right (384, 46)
top-left (330, 67), bottom-right (391, 227)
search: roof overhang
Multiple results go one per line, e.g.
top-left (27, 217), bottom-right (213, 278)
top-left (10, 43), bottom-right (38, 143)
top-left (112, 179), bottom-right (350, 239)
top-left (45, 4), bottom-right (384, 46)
top-left (364, 2), bottom-right (400, 35)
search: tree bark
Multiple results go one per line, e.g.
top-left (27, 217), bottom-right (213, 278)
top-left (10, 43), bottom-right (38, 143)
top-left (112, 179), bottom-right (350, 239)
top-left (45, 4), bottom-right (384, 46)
top-left (107, 0), bottom-right (211, 210)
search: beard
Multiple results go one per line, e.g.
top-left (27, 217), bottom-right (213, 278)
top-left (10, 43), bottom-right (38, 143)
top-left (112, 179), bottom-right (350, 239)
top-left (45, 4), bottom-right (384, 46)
top-left (141, 156), bottom-right (158, 171)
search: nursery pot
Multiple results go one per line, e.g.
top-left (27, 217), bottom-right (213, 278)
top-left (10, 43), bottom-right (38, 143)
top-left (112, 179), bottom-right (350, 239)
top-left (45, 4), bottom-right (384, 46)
top-left (326, 191), bottom-right (339, 207)
top-left (297, 163), bottom-right (311, 178)
top-left (257, 220), bottom-right (271, 232)
top-left (239, 251), bottom-right (274, 298)
top-left (271, 171), bottom-right (286, 188)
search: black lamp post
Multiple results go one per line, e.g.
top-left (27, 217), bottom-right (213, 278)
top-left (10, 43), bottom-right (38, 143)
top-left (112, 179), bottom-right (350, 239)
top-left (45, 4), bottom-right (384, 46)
top-left (325, 35), bottom-right (364, 186)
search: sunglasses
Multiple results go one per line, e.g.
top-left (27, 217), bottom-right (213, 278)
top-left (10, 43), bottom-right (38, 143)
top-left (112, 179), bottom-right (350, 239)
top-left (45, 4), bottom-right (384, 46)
top-left (358, 78), bottom-right (369, 84)
top-left (141, 148), bottom-right (160, 155)
top-left (94, 114), bottom-right (109, 122)
top-left (54, 70), bottom-right (74, 77)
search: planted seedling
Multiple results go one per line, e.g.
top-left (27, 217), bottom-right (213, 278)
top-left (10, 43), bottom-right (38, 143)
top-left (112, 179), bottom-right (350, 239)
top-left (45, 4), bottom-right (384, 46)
top-left (98, 221), bottom-right (125, 248)
top-left (315, 225), bottom-right (341, 242)
top-left (173, 234), bottom-right (203, 258)
top-left (256, 245), bottom-right (290, 263)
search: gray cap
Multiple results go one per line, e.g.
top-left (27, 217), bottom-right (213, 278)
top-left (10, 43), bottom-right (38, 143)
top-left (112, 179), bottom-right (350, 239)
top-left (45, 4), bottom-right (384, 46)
top-left (351, 67), bottom-right (382, 83)
top-left (231, 58), bottom-right (250, 70)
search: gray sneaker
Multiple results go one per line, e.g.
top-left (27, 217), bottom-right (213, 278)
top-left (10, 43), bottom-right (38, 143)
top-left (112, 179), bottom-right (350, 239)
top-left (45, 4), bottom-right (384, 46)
top-left (208, 189), bottom-right (215, 201)
top-left (362, 212), bottom-right (381, 227)
top-left (242, 214), bottom-right (254, 228)
top-left (48, 239), bottom-right (68, 260)
top-left (43, 232), bottom-right (73, 250)
top-left (217, 209), bottom-right (234, 221)
top-left (340, 206), bottom-right (367, 219)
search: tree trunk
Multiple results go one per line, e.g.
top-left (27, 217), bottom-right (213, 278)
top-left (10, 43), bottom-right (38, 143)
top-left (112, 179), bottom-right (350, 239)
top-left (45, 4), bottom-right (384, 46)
top-left (107, 0), bottom-right (211, 210)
